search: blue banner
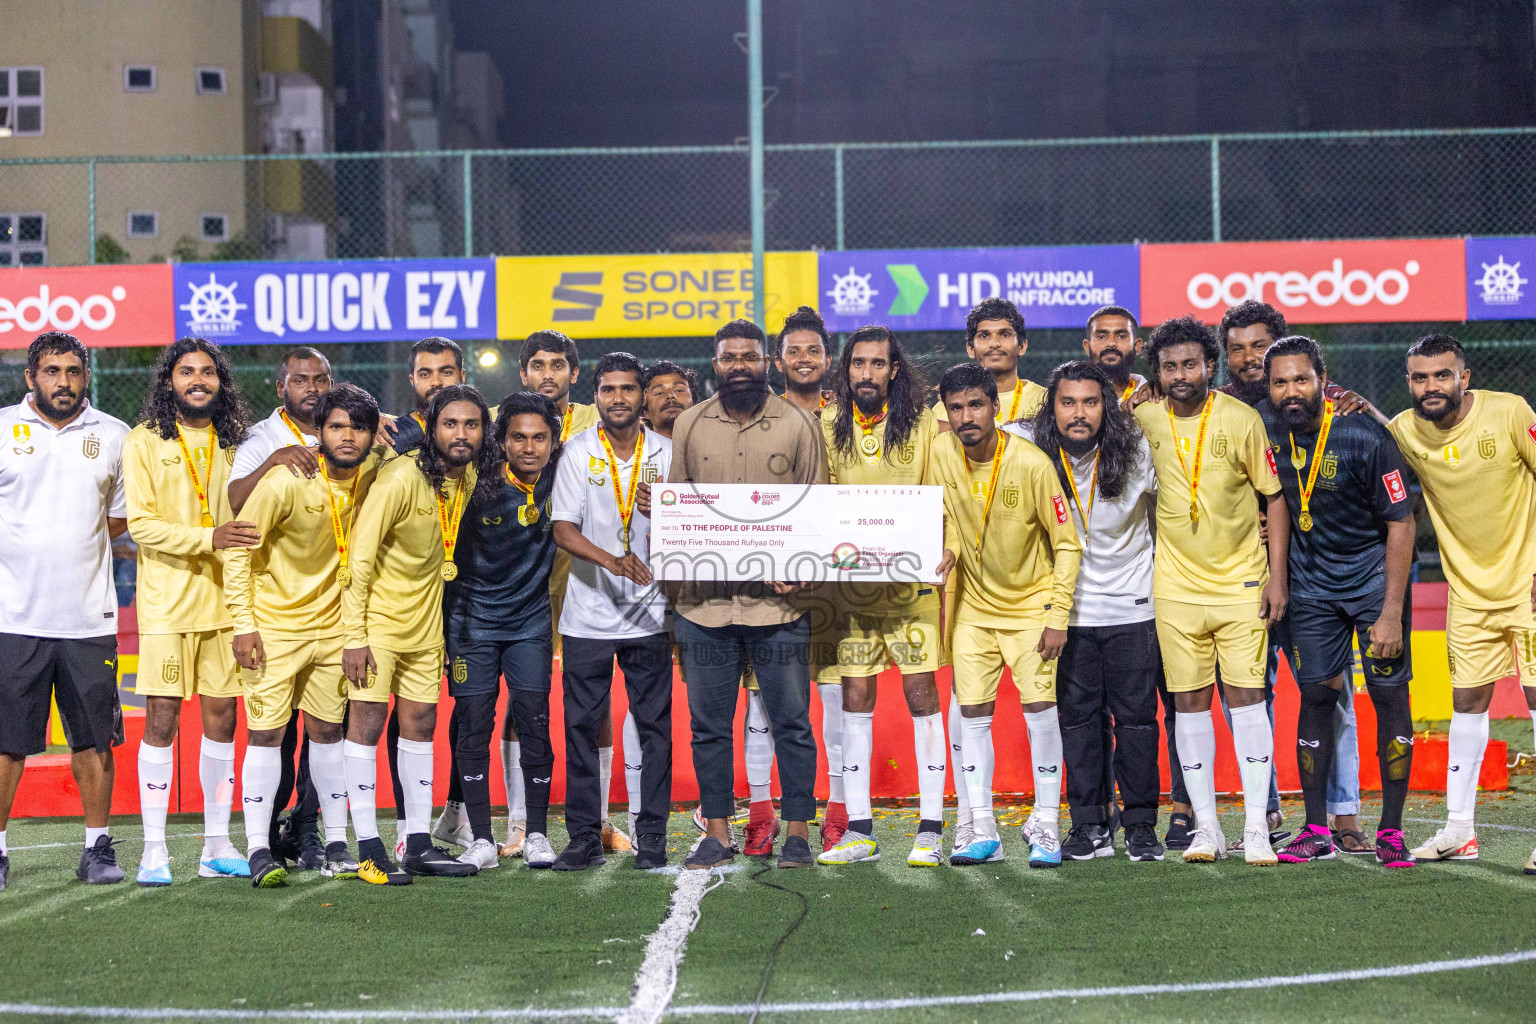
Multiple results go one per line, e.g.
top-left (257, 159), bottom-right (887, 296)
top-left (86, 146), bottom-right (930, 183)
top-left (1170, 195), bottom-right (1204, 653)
top-left (817, 245), bottom-right (1140, 333)
top-left (1466, 237), bottom-right (1536, 321)
top-left (172, 259), bottom-right (496, 344)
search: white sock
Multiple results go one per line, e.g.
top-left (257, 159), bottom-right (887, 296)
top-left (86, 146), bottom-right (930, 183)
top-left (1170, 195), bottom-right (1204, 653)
top-left (240, 745), bottom-right (282, 856)
top-left (1023, 707), bottom-right (1063, 828)
top-left (1447, 710), bottom-right (1490, 826)
top-left (598, 744), bottom-right (613, 817)
top-left (949, 693), bottom-right (971, 827)
top-left (744, 690), bottom-right (776, 803)
top-left (819, 683), bottom-right (845, 803)
top-left (622, 711), bottom-right (644, 816)
top-left (396, 737), bottom-right (434, 838)
top-left (958, 713), bottom-right (996, 839)
top-left (1174, 710), bottom-right (1219, 830)
top-left (502, 739), bottom-right (525, 821)
top-left (343, 739), bottom-right (380, 842)
top-left (843, 710), bottom-right (875, 822)
top-left (443, 799), bottom-right (465, 820)
top-left (200, 737), bottom-right (236, 840)
top-left (85, 826), bottom-right (108, 847)
top-left (913, 712), bottom-right (946, 824)
top-left (0, 829), bottom-right (6, 856)
top-left (1229, 702), bottom-right (1275, 831)
top-left (309, 740), bottom-right (350, 844)
top-left (138, 741), bottom-right (175, 844)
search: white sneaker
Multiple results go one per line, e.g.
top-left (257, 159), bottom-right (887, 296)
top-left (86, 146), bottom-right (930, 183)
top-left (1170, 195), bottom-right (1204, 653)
top-left (1410, 824), bottom-right (1479, 862)
top-left (137, 842), bottom-right (173, 887)
top-left (1182, 823), bottom-right (1227, 863)
top-left (954, 822), bottom-right (977, 852)
top-left (627, 811), bottom-right (639, 846)
top-left (197, 837), bottom-right (250, 878)
top-left (457, 838), bottom-right (499, 870)
top-left (691, 806), bottom-right (708, 832)
top-left (432, 801), bottom-right (474, 849)
top-left (499, 820), bottom-right (527, 858)
top-left (523, 831), bottom-right (557, 868)
top-left (907, 830), bottom-right (943, 867)
top-left (1243, 825), bottom-right (1278, 866)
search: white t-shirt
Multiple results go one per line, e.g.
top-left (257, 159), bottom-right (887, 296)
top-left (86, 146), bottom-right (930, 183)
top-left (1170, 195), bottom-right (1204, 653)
top-left (230, 406), bottom-right (318, 482)
top-left (551, 424), bottom-right (672, 639)
top-left (1007, 421), bottom-right (1156, 627)
top-left (0, 396), bottom-right (130, 638)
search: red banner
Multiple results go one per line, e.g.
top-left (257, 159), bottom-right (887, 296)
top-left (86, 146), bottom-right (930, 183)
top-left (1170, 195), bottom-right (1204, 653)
top-left (1141, 238), bottom-right (1466, 324)
top-left (0, 263), bottom-right (174, 349)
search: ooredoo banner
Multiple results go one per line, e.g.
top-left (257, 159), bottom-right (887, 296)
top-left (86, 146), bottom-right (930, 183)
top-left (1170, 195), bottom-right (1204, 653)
top-left (818, 245), bottom-right (1139, 333)
top-left (0, 263), bottom-right (173, 349)
top-left (1140, 238), bottom-right (1466, 324)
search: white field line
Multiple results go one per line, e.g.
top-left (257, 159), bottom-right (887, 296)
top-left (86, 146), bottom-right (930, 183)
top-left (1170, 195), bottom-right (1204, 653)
top-left (615, 868), bottom-right (717, 1024)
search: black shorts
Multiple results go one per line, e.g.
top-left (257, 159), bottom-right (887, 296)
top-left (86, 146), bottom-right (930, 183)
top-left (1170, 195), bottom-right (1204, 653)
top-left (446, 635), bottom-right (553, 698)
top-left (1287, 588), bottom-right (1412, 687)
top-left (0, 633), bottom-right (124, 756)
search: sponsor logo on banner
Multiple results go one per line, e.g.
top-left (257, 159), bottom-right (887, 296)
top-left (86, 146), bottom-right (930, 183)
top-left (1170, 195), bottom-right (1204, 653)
top-left (0, 264), bottom-right (173, 348)
top-left (173, 260), bottom-right (493, 344)
top-left (1383, 469), bottom-right (1407, 503)
top-left (1141, 239), bottom-right (1465, 324)
top-left (1467, 237), bottom-right (1536, 320)
top-left (496, 252), bottom-right (818, 339)
top-left (816, 246), bottom-right (1140, 332)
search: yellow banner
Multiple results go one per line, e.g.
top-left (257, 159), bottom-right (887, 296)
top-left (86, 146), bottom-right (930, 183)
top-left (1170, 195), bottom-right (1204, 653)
top-left (496, 251), bottom-right (818, 340)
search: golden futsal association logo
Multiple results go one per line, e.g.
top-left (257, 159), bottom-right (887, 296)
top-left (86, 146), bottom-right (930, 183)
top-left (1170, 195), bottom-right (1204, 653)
top-left (82, 434), bottom-right (100, 459)
top-left (831, 542), bottom-right (860, 569)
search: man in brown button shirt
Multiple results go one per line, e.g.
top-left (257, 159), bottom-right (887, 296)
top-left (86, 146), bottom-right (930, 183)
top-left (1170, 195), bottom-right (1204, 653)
top-left (666, 318), bottom-right (827, 869)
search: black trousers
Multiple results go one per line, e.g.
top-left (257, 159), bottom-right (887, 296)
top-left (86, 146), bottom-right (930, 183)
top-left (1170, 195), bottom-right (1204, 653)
top-left (561, 632), bottom-right (673, 845)
top-left (1059, 620), bottom-right (1162, 827)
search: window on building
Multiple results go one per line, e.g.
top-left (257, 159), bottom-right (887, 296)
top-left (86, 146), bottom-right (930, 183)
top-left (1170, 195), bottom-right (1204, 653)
top-left (0, 213), bottom-right (47, 265)
top-left (0, 67), bottom-right (45, 136)
top-left (196, 67), bottom-right (226, 95)
top-left (124, 66), bottom-right (156, 92)
top-left (127, 211), bottom-right (159, 238)
top-left (200, 213), bottom-right (228, 242)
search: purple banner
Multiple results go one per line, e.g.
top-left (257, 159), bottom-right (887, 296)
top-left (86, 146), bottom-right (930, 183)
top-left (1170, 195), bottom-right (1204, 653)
top-left (1466, 237), bottom-right (1536, 320)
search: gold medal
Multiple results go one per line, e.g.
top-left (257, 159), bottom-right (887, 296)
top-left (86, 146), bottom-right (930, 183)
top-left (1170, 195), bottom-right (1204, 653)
top-left (852, 401), bottom-right (888, 465)
top-left (506, 465), bottom-right (542, 529)
top-left (1298, 511), bottom-right (1314, 532)
top-left (519, 505), bottom-right (540, 526)
top-left (1167, 394), bottom-right (1214, 524)
top-left (437, 475), bottom-right (468, 578)
top-left (200, 512), bottom-right (215, 528)
top-left (860, 432), bottom-right (881, 456)
top-left (1289, 399), bottom-right (1334, 540)
top-left (336, 566), bottom-right (352, 588)
top-left (440, 561), bottom-right (458, 581)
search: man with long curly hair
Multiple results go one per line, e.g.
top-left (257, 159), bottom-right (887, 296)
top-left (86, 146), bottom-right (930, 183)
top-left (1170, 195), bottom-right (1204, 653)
top-left (126, 337), bottom-right (254, 887)
top-left (340, 384), bottom-right (498, 884)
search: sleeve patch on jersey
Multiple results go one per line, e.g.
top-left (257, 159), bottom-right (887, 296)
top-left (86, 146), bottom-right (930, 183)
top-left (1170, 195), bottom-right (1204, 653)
top-left (1052, 493), bottom-right (1069, 525)
top-left (1383, 469), bottom-right (1407, 503)
top-left (1528, 421), bottom-right (1536, 444)
top-left (1264, 446), bottom-right (1278, 477)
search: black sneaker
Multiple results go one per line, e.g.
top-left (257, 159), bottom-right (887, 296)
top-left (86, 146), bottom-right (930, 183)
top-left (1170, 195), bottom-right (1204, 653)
top-left (357, 839), bottom-right (411, 886)
top-left (684, 835), bottom-right (735, 870)
top-left (1125, 822), bottom-right (1165, 862)
top-left (634, 833), bottom-right (668, 870)
top-left (0, 852), bottom-right (8, 892)
top-left (295, 829), bottom-right (326, 872)
top-left (272, 816), bottom-right (301, 866)
top-left (1163, 812), bottom-right (1194, 851)
top-left (1062, 823), bottom-right (1113, 861)
top-left (321, 841), bottom-right (360, 879)
top-left (552, 837), bottom-right (607, 872)
top-left (76, 836), bottom-right (126, 885)
top-left (777, 834), bottom-right (814, 869)
top-left (250, 848), bottom-right (289, 889)
top-left (403, 843), bottom-right (479, 877)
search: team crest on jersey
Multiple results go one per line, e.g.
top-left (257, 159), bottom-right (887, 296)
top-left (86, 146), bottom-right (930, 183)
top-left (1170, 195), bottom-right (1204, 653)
top-left (1212, 433), bottom-right (1228, 459)
top-left (194, 446), bottom-right (209, 469)
top-left (1175, 436), bottom-right (1189, 456)
top-left (1478, 433), bottom-right (1497, 460)
top-left (82, 434), bottom-right (100, 459)
top-left (891, 442), bottom-right (914, 466)
top-left (452, 657), bottom-right (467, 685)
top-left (1000, 485), bottom-right (1019, 509)
top-left (970, 480), bottom-right (988, 503)
top-left (1320, 452), bottom-right (1338, 479)
top-left (161, 657), bottom-right (181, 684)
top-left (12, 424), bottom-right (29, 444)
top-left (589, 456), bottom-right (607, 475)
top-left (1443, 444), bottom-right (1461, 467)
top-left (641, 464), bottom-right (660, 484)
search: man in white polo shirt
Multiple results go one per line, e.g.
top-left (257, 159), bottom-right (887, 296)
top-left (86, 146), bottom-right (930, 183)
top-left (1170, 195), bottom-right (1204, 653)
top-left (551, 352), bottom-right (674, 871)
top-left (1006, 360), bottom-right (1164, 863)
top-left (0, 332), bottom-right (132, 892)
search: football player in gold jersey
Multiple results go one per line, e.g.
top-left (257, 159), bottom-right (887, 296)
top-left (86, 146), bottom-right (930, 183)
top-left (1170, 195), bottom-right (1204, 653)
top-left (341, 384), bottom-right (496, 883)
top-left (225, 384), bottom-right (381, 887)
top-left (935, 298), bottom-right (1046, 432)
top-left (126, 338), bottom-right (255, 886)
top-left (816, 326), bottom-right (949, 868)
top-left (1133, 315), bottom-right (1288, 866)
top-left (1388, 334), bottom-right (1536, 867)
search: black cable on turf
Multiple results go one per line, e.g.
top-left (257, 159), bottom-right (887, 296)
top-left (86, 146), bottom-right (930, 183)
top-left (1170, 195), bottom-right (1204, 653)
top-left (745, 864), bottom-right (811, 1024)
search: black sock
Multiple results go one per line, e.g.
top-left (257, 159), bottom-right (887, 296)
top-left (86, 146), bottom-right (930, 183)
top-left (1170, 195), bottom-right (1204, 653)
top-left (523, 766), bottom-right (551, 836)
top-left (849, 818), bottom-right (873, 836)
top-left (1369, 682), bottom-right (1413, 832)
top-left (272, 719), bottom-right (299, 846)
top-left (457, 750), bottom-right (494, 842)
top-left (919, 818), bottom-right (944, 834)
top-left (405, 832), bottom-right (431, 857)
top-left (446, 704), bottom-right (463, 805)
top-left (358, 836), bottom-right (388, 863)
top-left (1296, 682), bottom-right (1340, 828)
top-left (386, 704), bottom-right (405, 818)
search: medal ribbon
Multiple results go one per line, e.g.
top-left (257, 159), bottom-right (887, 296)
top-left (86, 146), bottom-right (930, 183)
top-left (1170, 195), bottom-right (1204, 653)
top-left (437, 475), bottom-right (467, 566)
top-left (1060, 447), bottom-right (1099, 534)
top-left (598, 425), bottom-right (645, 549)
top-left (974, 432), bottom-right (1009, 554)
top-left (279, 408), bottom-right (309, 445)
top-left (318, 454), bottom-right (359, 574)
top-left (1121, 382), bottom-right (1137, 403)
top-left (505, 465), bottom-right (539, 520)
top-left (852, 402), bottom-right (888, 462)
top-left (560, 404), bottom-right (574, 443)
top-left (174, 424), bottom-right (216, 527)
top-left (999, 381), bottom-right (1024, 424)
top-left (1167, 393), bottom-right (1214, 522)
top-left (1289, 398), bottom-right (1335, 527)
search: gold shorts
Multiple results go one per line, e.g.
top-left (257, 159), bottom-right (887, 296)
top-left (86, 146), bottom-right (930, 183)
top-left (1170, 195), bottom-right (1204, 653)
top-left (837, 591), bottom-right (946, 677)
top-left (951, 621), bottom-right (1056, 706)
top-left (353, 646), bottom-right (444, 705)
top-left (240, 635), bottom-right (346, 732)
top-left (136, 629), bottom-right (241, 700)
top-left (1447, 599), bottom-right (1536, 688)
top-left (1156, 597), bottom-right (1268, 693)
